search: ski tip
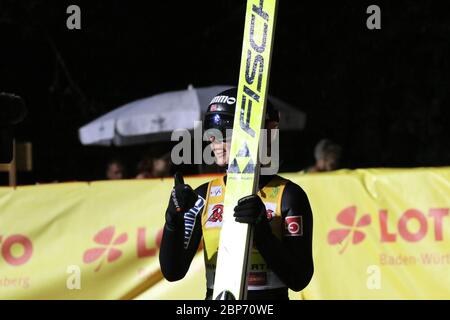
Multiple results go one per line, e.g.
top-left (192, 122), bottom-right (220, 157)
top-left (214, 290), bottom-right (236, 300)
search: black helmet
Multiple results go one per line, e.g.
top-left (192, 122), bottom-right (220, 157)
top-left (203, 88), bottom-right (279, 140)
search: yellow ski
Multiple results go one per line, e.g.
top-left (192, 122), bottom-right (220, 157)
top-left (213, 0), bottom-right (279, 300)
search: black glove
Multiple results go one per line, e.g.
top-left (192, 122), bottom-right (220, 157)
top-left (234, 194), bottom-right (270, 227)
top-left (165, 172), bottom-right (198, 228)
top-left (234, 195), bottom-right (272, 242)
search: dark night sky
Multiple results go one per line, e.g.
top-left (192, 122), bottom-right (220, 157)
top-left (1, 1), bottom-right (449, 183)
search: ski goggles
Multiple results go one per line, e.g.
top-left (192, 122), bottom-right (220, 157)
top-left (203, 113), bottom-right (234, 142)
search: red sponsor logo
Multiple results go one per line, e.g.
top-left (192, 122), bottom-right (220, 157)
top-left (83, 226), bottom-right (128, 271)
top-left (266, 209), bottom-right (274, 222)
top-left (248, 272), bottom-right (267, 286)
top-left (328, 206), bottom-right (449, 254)
top-left (327, 206), bottom-right (371, 254)
top-left (83, 226), bottom-right (164, 272)
top-left (0, 234), bottom-right (33, 266)
top-left (207, 204), bottom-right (224, 223)
top-left (285, 216), bottom-right (303, 236)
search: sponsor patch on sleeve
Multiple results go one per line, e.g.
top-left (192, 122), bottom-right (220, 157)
top-left (284, 216), bottom-right (303, 237)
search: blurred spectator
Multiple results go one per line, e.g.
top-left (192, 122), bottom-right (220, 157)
top-left (151, 152), bottom-right (172, 178)
top-left (136, 156), bottom-right (153, 179)
top-left (135, 152), bottom-right (172, 179)
top-left (106, 158), bottom-right (126, 180)
top-left (305, 139), bottom-right (342, 172)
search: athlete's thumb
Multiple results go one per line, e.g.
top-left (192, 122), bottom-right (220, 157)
top-left (174, 172), bottom-right (185, 186)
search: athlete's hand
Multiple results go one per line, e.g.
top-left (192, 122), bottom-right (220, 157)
top-left (165, 172), bottom-right (198, 228)
top-left (234, 195), bottom-right (272, 239)
top-left (234, 195), bottom-right (268, 225)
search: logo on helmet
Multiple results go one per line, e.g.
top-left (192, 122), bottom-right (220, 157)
top-left (210, 95), bottom-right (236, 105)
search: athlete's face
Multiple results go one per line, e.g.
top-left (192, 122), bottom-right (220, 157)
top-left (209, 136), bottom-right (231, 167)
top-left (207, 121), bottom-right (279, 167)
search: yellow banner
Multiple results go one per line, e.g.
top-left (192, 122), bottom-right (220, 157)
top-left (284, 168), bottom-right (450, 299)
top-left (0, 168), bottom-right (449, 299)
top-left (0, 177), bottom-right (210, 299)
